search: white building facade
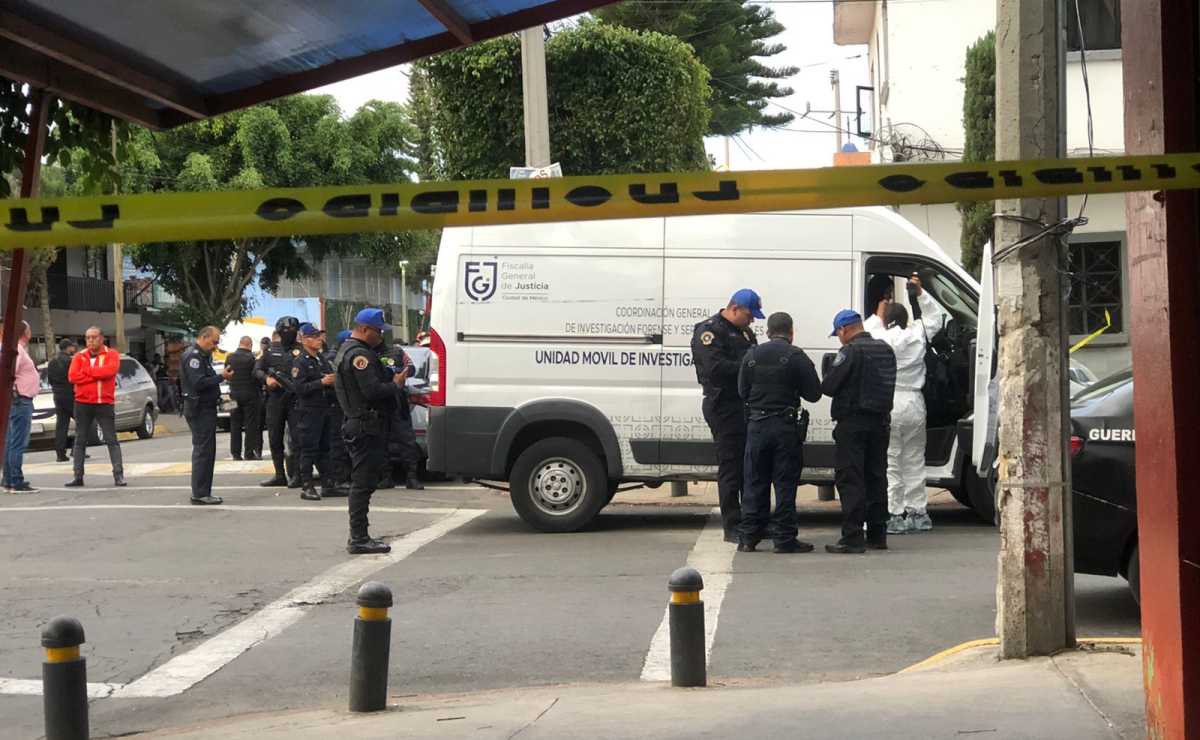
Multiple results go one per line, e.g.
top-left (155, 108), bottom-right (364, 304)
top-left (834, 0), bottom-right (1130, 377)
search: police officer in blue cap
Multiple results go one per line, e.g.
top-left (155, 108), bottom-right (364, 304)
top-left (820, 309), bottom-right (897, 553)
top-left (292, 323), bottom-right (338, 501)
top-left (334, 308), bottom-right (410, 554)
top-left (691, 288), bottom-right (763, 542)
top-left (737, 312), bottom-right (822, 553)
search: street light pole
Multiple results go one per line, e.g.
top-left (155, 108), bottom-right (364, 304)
top-left (399, 260), bottom-right (409, 343)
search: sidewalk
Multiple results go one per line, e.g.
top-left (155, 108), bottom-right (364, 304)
top-left (133, 642), bottom-right (1145, 739)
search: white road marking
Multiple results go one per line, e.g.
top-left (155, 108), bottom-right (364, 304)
top-left (0, 504), bottom-right (477, 515)
top-left (639, 508), bottom-right (734, 682)
top-left (0, 677), bottom-right (123, 699)
top-left (111, 507), bottom-right (487, 698)
top-left (0, 508), bottom-right (487, 699)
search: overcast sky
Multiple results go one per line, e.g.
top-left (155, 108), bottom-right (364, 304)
top-left (312, 4), bottom-right (870, 172)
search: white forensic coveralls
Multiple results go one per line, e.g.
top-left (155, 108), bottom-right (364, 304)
top-left (869, 291), bottom-right (948, 518)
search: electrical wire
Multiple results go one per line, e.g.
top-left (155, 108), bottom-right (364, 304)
top-left (1072, 0), bottom-right (1095, 219)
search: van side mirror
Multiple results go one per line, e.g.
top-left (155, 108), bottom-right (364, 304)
top-left (821, 352), bottom-right (838, 377)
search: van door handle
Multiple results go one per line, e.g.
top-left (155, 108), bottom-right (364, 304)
top-left (647, 334), bottom-right (663, 345)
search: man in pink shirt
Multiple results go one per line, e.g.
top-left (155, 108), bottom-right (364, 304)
top-left (3, 321), bottom-right (40, 493)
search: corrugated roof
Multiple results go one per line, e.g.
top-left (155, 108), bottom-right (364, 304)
top-left (0, 0), bottom-right (617, 128)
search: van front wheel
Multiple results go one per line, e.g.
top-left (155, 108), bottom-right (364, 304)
top-left (510, 438), bottom-right (607, 532)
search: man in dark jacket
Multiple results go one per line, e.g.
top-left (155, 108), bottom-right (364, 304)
top-left (226, 336), bottom-right (262, 460)
top-left (46, 339), bottom-right (77, 462)
top-left (181, 326), bottom-right (232, 505)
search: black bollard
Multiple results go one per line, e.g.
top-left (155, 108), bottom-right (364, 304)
top-left (349, 581), bottom-right (393, 712)
top-left (41, 616), bottom-right (88, 740)
top-left (668, 566), bottom-right (706, 687)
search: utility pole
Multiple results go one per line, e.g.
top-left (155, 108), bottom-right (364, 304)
top-left (993, 0), bottom-right (1074, 658)
top-left (830, 69), bottom-right (843, 151)
top-left (520, 27), bottom-right (551, 168)
top-left (110, 123), bottom-right (126, 353)
top-left (399, 260), bottom-right (409, 343)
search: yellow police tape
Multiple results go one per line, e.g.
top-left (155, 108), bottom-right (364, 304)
top-left (1, 152), bottom-right (1196, 249)
top-left (1069, 309), bottom-right (1113, 354)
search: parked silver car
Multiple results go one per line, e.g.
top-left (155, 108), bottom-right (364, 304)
top-left (32, 355), bottom-right (160, 443)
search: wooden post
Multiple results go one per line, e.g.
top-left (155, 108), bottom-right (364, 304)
top-left (1121, 1), bottom-right (1200, 737)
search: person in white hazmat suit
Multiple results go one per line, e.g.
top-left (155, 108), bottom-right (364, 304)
top-left (869, 275), bottom-right (948, 534)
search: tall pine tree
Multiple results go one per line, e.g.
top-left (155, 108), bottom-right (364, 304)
top-left (595, 1), bottom-right (797, 136)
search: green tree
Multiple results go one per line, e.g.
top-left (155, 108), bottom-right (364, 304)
top-left (594, 1), bottom-right (797, 137)
top-left (106, 96), bottom-right (433, 332)
top-left (957, 32), bottom-right (996, 279)
top-left (416, 21), bottom-right (711, 179)
top-left (1, 80), bottom-right (130, 350)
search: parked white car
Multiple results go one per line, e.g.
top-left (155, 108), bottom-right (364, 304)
top-left (31, 355), bottom-right (159, 443)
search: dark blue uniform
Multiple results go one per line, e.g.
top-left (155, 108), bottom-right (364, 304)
top-left (323, 346), bottom-right (351, 494)
top-left (691, 312), bottom-right (757, 539)
top-left (335, 337), bottom-right (404, 552)
top-left (180, 343), bottom-right (222, 504)
top-left (292, 348), bottom-right (338, 499)
top-left (737, 338), bottom-right (822, 549)
top-left (820, 332), bottom-right (897, 549)
top-left (255, 339), bottom-right (302, 486)
top-left (380, 346), bottom-right (423, 489)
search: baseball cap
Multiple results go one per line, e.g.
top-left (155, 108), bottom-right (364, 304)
top-left (336, 329), bottom-right (352, 344)
top-left (829, 309), bottom-right (863, 336)
top-left (730, 288), bottom-right (765, 319)
top-left (354, 307), bottom-right (392, 331)
top-left (298, 322), bottom-right (321, 337)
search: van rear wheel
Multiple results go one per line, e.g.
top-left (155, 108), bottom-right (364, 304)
top-left (510, 438), bottom-right (607, 532)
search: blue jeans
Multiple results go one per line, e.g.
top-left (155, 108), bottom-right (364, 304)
top-left (3, 396), bottom-right (33, 487)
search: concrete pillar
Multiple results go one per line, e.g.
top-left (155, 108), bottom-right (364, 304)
top-left (1120, 2), bottom-right (1200, 736)
top-left (520, 27), bottom-right (551, 168)
top-left (993, 0), bottom-right (1074, 658)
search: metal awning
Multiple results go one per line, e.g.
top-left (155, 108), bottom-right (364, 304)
top-left (0, 0), bottom-right (617, 129)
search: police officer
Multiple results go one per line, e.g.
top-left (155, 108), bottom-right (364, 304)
top-left (691, 288), bottom-right (763, 542)
top-left (292, 323), bottom-right (338, 501)
top-left (380, 342), bottom-right (424, 491)
top-left (321, 330), bottom-right (354, 497)
top-left (256, 317), bottom-right (302, 488)
top-left (335, 308), bottom-right (410, 554)
top-left (181, 326), bottom-right (231, 505)
top-left (820, 309), bottom-right (897, 554)
top-left (737, 312), bottom-right (822, 553)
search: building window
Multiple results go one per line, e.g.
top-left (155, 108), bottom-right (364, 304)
top-left (1067, 0), bottom-right (1120, 52)
top-left (1068, 237), bottom-right (1123, 336)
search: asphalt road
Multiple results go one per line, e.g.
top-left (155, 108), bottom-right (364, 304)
top-left (0, 431), bottom-right (1140, 739)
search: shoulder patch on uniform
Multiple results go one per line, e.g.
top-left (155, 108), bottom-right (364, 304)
top-left (700, 331), bottom-right (714, 346)
top-left (353, 355), bottom-right (369, 370)
top-left (292, 348), bottom-right (301, 356)
top-left (291, 367), bottom-right (300, 377)
top-left (833, 349), bottom-right (848, 367)
top-left (188, 358), bottom-right (200, 369)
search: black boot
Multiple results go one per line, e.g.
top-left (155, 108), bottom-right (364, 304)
top-left (323, 482), bottom-right (350, 498)
top-left (259, 475), bottom-right (287, 487)
top-left (377, 477), bottom-right (395, 490)
top-left (113, 473), bottom-right (127, 487)
top-left (347, 536), bottom-right (391, 555)
top-left (300, 483), bottom-right (321, 501)
top-left (405, 473), bottom-right (424, 490)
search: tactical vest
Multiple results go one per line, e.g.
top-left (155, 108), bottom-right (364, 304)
top-left (856, 337), bottom-right (897, 416)
top-left (743, 340), bottom-right (802, 418)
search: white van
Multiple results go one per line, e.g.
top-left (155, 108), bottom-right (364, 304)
top-left (426, 207), bottom-right (985, 531)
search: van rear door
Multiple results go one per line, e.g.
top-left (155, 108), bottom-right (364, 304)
top-left (457, 219), bottom-right (666, 478)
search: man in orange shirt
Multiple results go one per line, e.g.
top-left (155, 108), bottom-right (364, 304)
top-left (66, 326), bottom-right (126, 488)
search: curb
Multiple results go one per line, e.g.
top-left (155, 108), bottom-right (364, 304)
top-left (899, 636), bottom-right (1142, 674)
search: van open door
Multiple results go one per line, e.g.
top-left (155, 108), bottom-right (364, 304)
top-left (971, 241), bottom-right (998, 477)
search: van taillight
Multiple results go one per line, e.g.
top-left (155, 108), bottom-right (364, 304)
top-left (1070, 435), bottom-right (1084, 458)
top-left (428, 328), bottom-right (446, 407)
